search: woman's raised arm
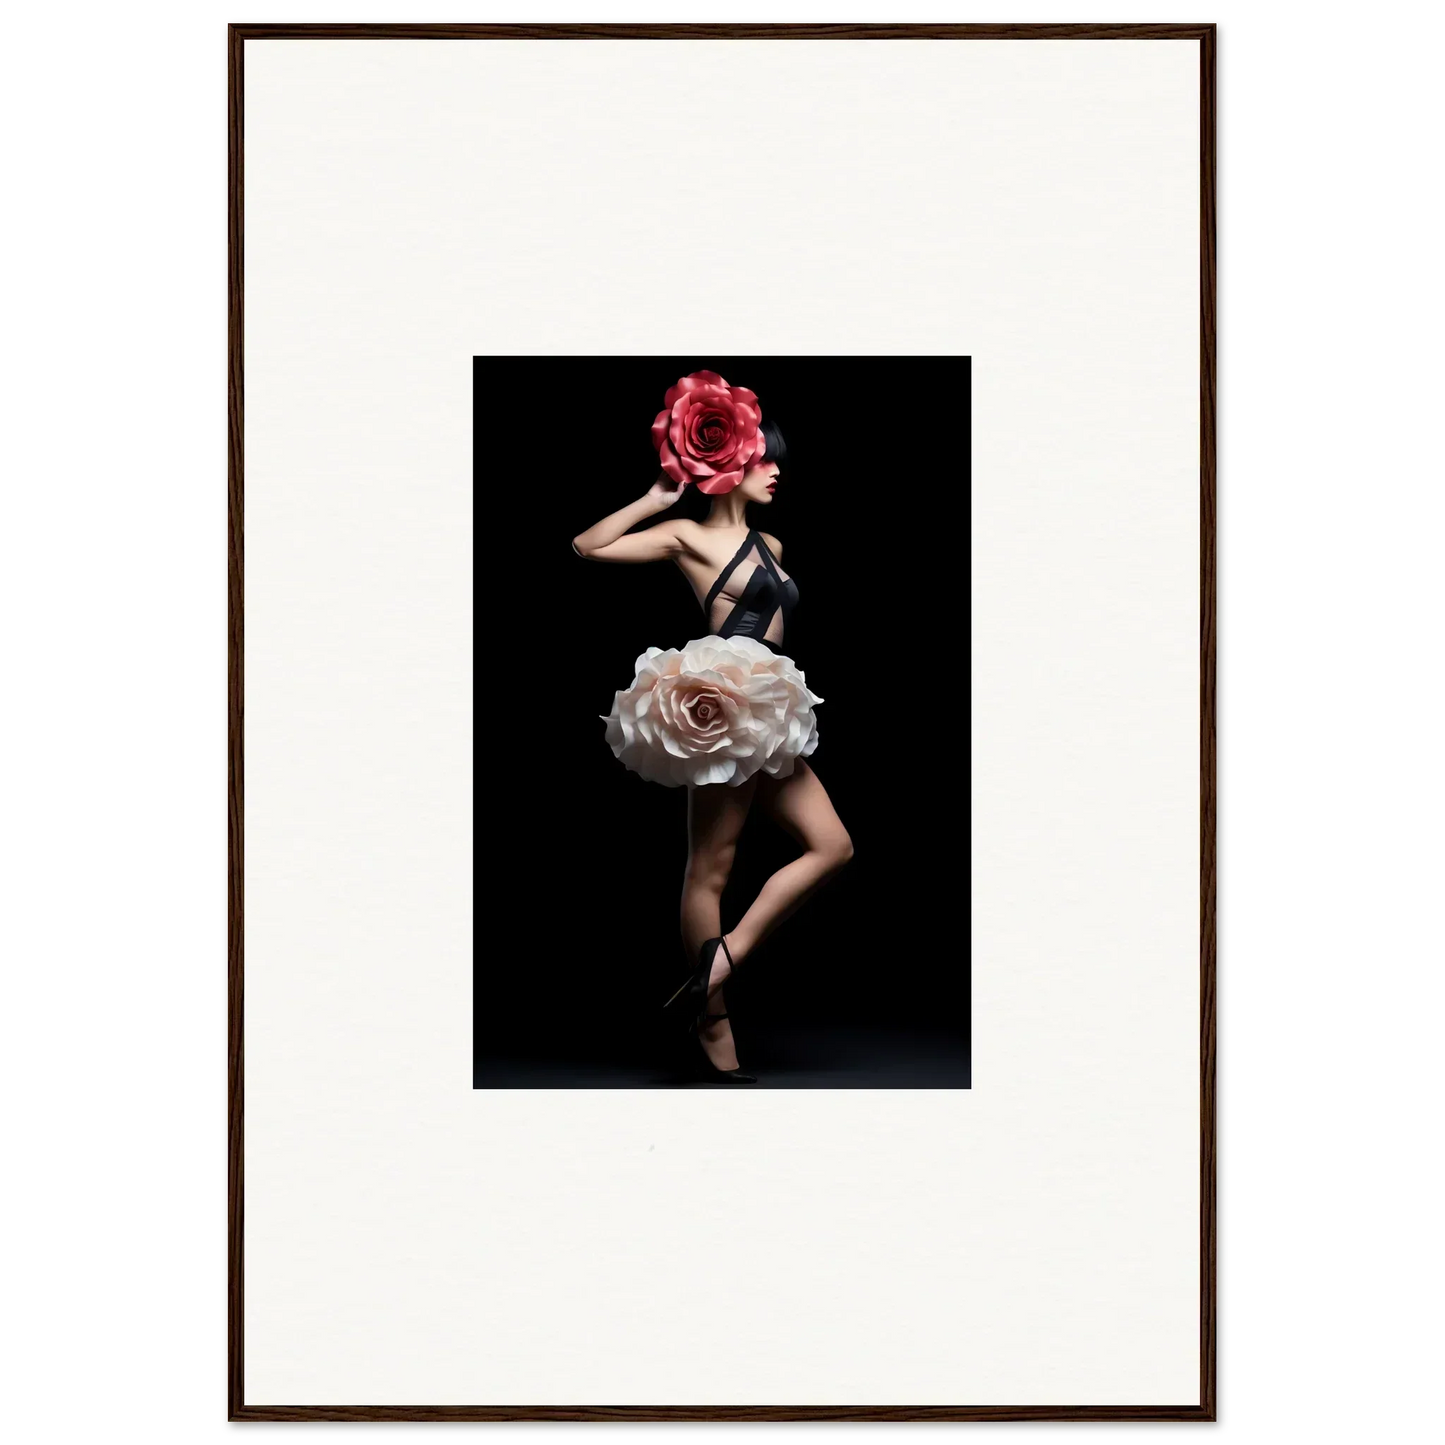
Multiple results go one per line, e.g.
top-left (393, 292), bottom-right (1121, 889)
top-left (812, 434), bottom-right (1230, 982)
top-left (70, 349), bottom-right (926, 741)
top-left (572, 473), bottom-right (689, 562)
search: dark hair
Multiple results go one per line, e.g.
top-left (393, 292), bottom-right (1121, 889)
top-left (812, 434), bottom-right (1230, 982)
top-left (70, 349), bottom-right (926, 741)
top-left (758, 417), bottom-right (788, 468)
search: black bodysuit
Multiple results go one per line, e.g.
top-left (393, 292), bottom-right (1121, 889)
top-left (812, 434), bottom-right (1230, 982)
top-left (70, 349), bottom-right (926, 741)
top-left (700, 528), bottom-right (798, 652)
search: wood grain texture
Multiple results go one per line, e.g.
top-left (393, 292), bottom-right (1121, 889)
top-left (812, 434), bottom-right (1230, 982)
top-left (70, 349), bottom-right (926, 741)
top-left (226, 20), bottom-right (245, 1426)
top-left (1198, 22), bottom-right (1219, 1426)
top-left (226, 21), bottom-right (1218, 1423)
top-left (228, 23), bottom-right (1214, 41)
top-left (230, 1405), bottom-right (1214, 1422)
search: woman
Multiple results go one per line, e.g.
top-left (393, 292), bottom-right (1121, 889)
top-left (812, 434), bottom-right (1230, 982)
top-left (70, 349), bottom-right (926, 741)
top-left (572, 373), bottom-right (853, 1084)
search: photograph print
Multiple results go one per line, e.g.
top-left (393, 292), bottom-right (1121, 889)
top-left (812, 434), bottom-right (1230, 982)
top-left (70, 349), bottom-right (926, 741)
top-left (474, 357), bottom-right (971, 1088)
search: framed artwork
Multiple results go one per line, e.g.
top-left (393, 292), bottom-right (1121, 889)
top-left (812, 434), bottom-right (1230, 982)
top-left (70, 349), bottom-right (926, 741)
top-left (231, 23), bottom-right (1215, 1420)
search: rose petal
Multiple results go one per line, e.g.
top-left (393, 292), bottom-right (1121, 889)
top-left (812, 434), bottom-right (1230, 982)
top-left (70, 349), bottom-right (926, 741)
top-left (656, 443), bottom-right (689, 487)
top-left (670, 392), bottom-right (728, 458)
top-left (696, 469), bottom-right (743, 495)
top-left (660, 375), bottom-right (716, 411)
top-left (607, 605), bottom-right (818, 787)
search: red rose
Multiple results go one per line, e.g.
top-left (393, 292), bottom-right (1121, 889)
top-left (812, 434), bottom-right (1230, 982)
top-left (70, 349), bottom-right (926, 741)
top-left (651, 371), bottom-right (764, 496)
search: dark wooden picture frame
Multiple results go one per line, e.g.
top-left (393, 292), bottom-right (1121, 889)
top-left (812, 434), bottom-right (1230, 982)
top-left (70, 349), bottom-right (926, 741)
top-left (228, 22), bottom-right (1216, 1422)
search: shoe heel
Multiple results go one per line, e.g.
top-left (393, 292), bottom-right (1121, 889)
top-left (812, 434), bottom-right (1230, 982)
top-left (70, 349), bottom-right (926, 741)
top-left (662, 936), bottom-right (732, 1021)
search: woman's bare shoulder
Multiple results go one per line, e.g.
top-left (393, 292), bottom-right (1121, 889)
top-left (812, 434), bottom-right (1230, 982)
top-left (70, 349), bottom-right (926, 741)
top-left (668, 517), bottom-right (713, 556)
top-left (758, 530), bottom-right (782, 559)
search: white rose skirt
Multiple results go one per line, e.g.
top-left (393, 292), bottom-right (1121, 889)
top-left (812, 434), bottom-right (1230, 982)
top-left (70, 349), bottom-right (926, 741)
top-left (603, 634), bottom-right (822, 788)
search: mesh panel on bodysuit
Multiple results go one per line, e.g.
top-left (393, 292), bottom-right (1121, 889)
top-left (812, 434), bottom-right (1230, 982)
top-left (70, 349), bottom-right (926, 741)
top-left (703, 532), bottom-right (798, 647)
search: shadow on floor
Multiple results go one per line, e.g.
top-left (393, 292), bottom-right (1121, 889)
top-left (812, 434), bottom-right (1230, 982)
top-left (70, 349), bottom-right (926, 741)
top-left (473, 1020), bottom-right (970, 1089)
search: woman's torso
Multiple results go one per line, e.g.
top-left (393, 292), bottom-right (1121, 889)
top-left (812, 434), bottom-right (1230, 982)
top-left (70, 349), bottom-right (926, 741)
top-left (674, 526), bottom-right (798, 649)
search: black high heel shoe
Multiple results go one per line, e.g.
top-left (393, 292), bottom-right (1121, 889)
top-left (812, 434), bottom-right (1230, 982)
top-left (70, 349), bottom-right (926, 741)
top-left (693, 1010), bottom-right (757, 1085)
top-left (662, 935), bottom-right (736, 1029)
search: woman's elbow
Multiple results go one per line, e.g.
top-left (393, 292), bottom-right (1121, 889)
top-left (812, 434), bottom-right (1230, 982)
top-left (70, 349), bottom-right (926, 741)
top-left (571, 537), bottom-right (592, 559)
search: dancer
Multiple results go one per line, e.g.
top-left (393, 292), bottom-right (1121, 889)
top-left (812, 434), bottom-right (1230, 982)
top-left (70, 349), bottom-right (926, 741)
top-left (573, 371), bottom-right (853, 1083)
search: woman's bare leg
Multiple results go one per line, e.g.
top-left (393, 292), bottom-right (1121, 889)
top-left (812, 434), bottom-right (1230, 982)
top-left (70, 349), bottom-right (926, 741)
top-left (723, 761), bottom-right (853, 969)
top-left (683, 777), bottom-right (756, 1070)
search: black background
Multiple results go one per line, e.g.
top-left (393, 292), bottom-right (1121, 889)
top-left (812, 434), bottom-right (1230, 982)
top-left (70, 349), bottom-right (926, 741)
top-left (473, 357), bottom-right (970, 1086)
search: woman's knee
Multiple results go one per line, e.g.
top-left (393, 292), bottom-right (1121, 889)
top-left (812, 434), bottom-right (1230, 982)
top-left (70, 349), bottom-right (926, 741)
top-left (819, 830), bottom-right (854, 873)
top-left (685, 844), bottom-right (736, 894)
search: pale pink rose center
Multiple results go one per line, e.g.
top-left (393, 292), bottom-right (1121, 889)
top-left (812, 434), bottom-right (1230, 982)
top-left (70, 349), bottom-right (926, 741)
top-left (679, 686), bottom-right (730, 734)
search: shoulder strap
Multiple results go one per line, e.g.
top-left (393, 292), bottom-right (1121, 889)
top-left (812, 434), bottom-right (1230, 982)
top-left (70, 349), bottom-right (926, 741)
top-left (702, 531), bottom-right (759, 619)
top-left (752, 532), bottom-right (784, 585)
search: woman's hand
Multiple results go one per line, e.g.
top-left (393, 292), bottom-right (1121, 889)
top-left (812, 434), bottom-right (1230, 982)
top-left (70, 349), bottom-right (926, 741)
top-left (644, 470), bottom-right (686, 510)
